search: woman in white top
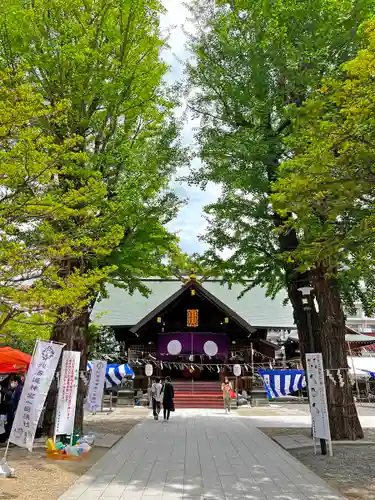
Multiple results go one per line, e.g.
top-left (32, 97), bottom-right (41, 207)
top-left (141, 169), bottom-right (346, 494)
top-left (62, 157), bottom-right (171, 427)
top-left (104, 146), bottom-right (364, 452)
top-left (151, 379), bottom-right (163, 420)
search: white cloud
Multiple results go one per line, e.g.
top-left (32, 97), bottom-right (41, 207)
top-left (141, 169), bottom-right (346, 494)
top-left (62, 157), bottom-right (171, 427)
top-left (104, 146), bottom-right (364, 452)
top-left (161, 0), bottom-right (221, 255)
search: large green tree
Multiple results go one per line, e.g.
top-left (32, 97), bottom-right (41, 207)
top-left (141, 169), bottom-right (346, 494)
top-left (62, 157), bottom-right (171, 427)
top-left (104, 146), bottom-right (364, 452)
top-left (273, 20), bottom-right (375, 323)
top-left (186, 0), bottom-right (375, 438)
top-left (166, 249), bottom-right (221, 282)
top-left (0, 0), bottom-right (183, 432)
top-left (0, 71), bottom-right (115, 334)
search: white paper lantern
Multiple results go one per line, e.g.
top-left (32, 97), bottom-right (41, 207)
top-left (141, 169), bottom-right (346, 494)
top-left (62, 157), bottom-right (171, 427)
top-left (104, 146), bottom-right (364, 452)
top-left (233, 364), bottom-right (241, 377)
top-left (145, 364), bottom-right (153, 377)
top-left (204, 340), bottom-right (218, 357)
top-left (167, 339), bottom-right (182, 355)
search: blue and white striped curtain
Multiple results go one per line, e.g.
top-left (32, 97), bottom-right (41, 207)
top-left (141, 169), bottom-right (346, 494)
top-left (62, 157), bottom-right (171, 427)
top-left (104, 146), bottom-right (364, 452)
top-left (358, 368), bottom-right (375, 378)
top-left (87, 362), bottom-right (135, 388)
top-left (257, 369), bottom-right (306, 400)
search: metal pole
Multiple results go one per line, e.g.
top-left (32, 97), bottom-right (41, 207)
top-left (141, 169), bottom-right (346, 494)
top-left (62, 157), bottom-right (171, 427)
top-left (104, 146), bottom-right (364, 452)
top-left (306, 307), bottom-right (315, 352)
top-left (348, 342), bottom-right (361, 405)
top-left (306, 306), bottom-right (327, 456)
top-left (250, 343), bottom-right (254, 406)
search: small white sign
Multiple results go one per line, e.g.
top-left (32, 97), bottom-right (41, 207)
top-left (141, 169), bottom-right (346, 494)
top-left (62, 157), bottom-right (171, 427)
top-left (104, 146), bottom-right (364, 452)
top-left (10, 340), bottom-right (64, 451)
top-left (145, 364), bottom-right (153, 377)
top-left (233, 364), bottom-right (241, 377)
top-left (55, 350), bottom-right (80, 436)
top-left (306, 353), bottom-right (332, 454)
top-left (85, 360), bottom-right (107, 413)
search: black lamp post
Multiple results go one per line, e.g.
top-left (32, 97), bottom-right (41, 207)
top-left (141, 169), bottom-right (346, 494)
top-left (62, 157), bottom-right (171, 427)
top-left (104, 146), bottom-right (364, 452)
top-left (298, 285), bottom-right (327, 456)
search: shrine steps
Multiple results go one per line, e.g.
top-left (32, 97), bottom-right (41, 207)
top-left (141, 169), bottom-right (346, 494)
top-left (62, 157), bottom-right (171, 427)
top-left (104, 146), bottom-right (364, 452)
top-left (173, 381), bottom-right (225, 409)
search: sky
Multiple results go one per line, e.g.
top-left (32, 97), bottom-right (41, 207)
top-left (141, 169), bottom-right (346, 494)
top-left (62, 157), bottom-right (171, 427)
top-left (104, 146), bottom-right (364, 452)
top-left (160, 0), bottom-right (221, 255)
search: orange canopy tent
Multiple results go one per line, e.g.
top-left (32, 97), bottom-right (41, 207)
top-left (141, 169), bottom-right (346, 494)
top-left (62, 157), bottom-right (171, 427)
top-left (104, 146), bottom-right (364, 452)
top-left (0, 347), bottom-right (31, 373)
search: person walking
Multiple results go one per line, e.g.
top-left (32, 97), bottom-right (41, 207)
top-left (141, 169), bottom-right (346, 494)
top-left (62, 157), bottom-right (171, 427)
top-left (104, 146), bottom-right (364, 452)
top-left (162, 376), bottom-right (174, 421)
top-left (221, 376), bottom-right (233, 414)
top-left (151, 378), bottom-right (163, 420)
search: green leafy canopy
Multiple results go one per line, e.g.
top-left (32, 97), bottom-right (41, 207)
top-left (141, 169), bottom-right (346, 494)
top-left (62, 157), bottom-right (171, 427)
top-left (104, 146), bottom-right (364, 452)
top-left (186, 0), bottom-right (375, 304)
top-left (0, 0), bottom-right (186, 332)
top-left (272, 19), bottom-right (375, 315)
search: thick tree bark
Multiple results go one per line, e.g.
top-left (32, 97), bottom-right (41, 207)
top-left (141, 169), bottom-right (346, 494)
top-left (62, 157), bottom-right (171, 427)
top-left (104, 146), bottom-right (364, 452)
top-left (266, 149), bottom-right (362, 439)
top-left (42, 309), bottom-right (89, 436)
top-left (266, 154), bottom-right (317, 362)
top-left (312, 265), bottom-right (363, 440)
top-left (271, 195), bottom-right (316, 366)
top-left (277, 231), bottom-right (362, 439)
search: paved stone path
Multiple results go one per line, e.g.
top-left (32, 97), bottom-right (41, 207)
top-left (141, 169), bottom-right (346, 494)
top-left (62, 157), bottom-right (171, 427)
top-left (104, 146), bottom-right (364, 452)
top-left (59, 413), bottom-right (345, 500)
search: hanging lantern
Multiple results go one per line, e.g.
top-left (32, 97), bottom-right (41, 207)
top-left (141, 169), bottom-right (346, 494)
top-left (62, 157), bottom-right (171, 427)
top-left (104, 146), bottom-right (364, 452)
top-left (190, 289), bottom-right (196, 296)
top-left (224, 317), bottom-right (229, 324)
top-left (157, 317), bottom-right (162, 324)
top-left (187, 309), bottom-right (199, 327)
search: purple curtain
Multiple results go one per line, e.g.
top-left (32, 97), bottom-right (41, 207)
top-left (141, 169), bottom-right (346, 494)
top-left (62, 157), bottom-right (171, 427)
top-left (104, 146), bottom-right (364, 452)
top-left (157, 333), bottom-right (228, 360)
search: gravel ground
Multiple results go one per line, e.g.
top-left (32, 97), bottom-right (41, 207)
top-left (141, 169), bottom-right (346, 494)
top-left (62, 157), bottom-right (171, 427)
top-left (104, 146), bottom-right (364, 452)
top-left (262, 427), bottom-right (375, 499)
top-left (0, 410), bottom-right (146, 500)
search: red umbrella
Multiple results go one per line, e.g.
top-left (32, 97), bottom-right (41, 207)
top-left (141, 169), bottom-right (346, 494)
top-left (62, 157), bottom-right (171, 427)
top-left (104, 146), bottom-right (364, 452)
top-left (0, 347), bottom-right (31, 373)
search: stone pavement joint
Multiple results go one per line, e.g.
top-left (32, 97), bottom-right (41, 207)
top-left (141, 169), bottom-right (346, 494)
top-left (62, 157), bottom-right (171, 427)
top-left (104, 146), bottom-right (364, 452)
top-left (59, 412), bottom-right (345, 500)
top-left (273, 433), bottom-right (375, 450)
top-left (93, 433), bottom-right (123, 448)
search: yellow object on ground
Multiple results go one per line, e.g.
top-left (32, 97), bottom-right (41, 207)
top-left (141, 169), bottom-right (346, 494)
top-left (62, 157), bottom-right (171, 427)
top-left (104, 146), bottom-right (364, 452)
top-left (46, 438), bottom-right (57, 452)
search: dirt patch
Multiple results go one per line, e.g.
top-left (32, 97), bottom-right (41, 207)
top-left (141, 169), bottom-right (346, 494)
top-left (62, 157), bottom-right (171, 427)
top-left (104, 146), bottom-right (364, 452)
top-left (261, 427), bottom-right (375, 499)
top-left (291, 445), bottom-right (375, 499)
top-left (0, 413), bottom-right (143, 500)
top-left (84, 416), bottom-right (142, 436)
top-left (0, 446), bottom-right (106, 500)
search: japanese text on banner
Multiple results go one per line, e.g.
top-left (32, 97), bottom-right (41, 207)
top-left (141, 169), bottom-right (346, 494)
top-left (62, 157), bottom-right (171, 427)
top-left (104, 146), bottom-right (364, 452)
top-left (305, 353), bottom-right (331, 441)
top-left (9, 340), bottom-right (64, 451)
top-left (55, 350), bottom-right (80, 436)
top-left (85, 360), bottom-right (107, 413)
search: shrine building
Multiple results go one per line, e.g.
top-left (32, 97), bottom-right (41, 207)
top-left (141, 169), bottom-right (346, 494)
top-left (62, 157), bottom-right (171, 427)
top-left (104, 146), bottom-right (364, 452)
top-left (91, 276), bottom-right (297, 406)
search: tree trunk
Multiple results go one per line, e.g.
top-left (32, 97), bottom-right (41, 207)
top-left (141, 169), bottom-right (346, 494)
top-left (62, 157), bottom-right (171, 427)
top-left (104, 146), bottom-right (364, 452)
top-left (265, 126), bottom-right (361, 439)
top-left (42, 308), bottom-right (89, 436)
top-left (271, 200), bottom-right (362, 439)
top-left (312, 264), bottom-right (363, 440)
top-left (271, 200), bottom-right (318, 367)
top-left (267, 157), bottom-right (317, 365)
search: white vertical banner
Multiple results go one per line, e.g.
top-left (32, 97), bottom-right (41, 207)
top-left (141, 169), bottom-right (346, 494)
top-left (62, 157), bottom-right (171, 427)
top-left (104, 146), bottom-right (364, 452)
top-left (85, 360), bottom-right (107, 413)
top-left (55, 350), bottom-right (80, 436)
top-left (10, 340), bottom-right (64, 451)
top-left (305, 353), bottom-right (333, 456)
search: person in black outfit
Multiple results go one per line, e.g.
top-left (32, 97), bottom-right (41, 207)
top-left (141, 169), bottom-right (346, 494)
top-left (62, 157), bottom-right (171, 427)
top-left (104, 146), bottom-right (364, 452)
top-left (162, 376), bottom-right (174, 421)
top-left (0, 375), bottom-right (23, 442)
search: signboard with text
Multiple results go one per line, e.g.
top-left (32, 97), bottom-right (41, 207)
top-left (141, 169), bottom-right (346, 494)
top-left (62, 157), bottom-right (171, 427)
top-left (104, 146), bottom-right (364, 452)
top-left (10, 340), bottom-right (64, 451)
top-left (85, 360), bottom-right (107, 413)
top-left (55, 350), bottom-right (80, 436)
top-left (305, 353), bottom-right (331, 442)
